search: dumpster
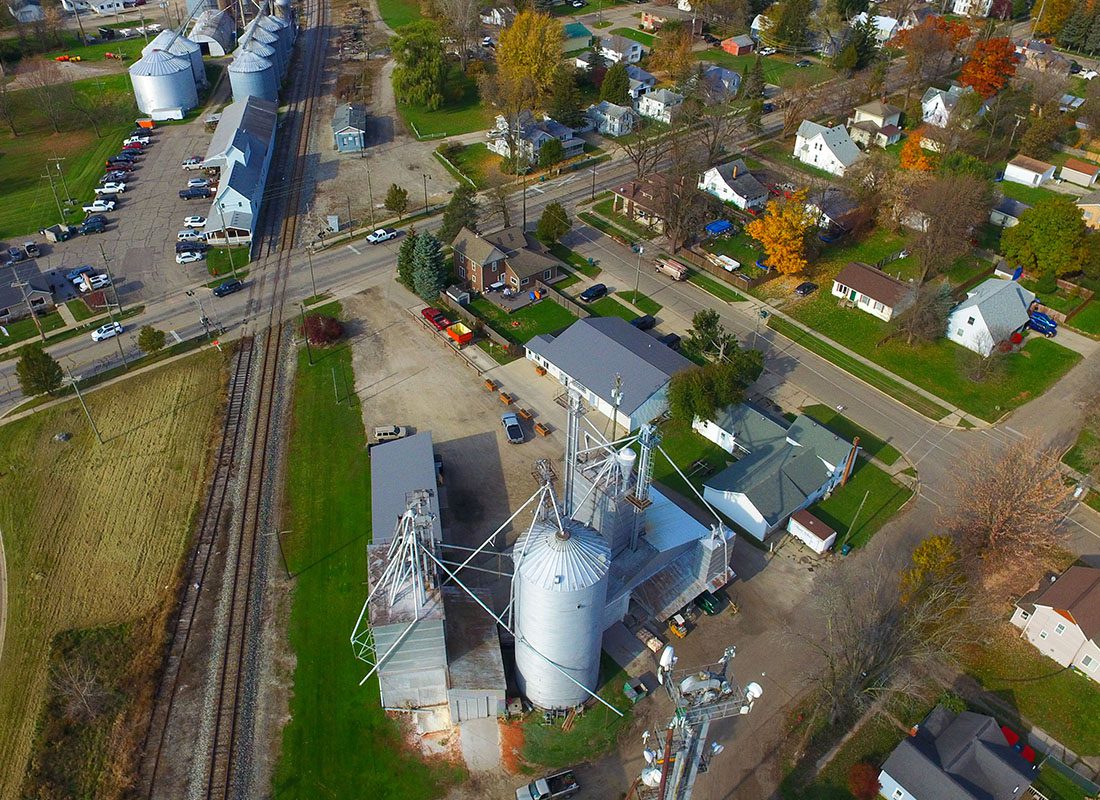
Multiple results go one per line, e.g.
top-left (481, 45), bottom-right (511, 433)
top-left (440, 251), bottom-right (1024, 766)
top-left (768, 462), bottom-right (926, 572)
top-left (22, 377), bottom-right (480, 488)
top-left (446, 322), bottom-right (473, 346)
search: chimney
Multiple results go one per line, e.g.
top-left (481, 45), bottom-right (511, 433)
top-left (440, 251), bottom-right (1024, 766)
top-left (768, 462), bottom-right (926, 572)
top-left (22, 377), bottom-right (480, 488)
top-left (841, 436), bottom-right (860, 485)
top-left (732, 164), bottom-right (739, 178)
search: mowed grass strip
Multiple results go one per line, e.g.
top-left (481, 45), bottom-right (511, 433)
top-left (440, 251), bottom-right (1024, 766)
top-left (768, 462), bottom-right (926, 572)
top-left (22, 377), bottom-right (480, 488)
top-left (809, 458), bottom-right (913, 549)
top-left (687, 270), bottom-right (747, 303)
top-left (799, 403), bottom-right (902, 466)
top-left (273, 331), bottom-right (464, 798)
top-left (0, 350), bottom-right (226, 798)
top-left (616, 290), bottom-right (661, 315)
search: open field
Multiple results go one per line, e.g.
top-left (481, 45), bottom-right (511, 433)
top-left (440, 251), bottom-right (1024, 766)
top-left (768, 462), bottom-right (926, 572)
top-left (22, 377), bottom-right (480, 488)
top-left (396, 67), bottom-right (493, 139)
top-left (0, 349), bottom-right (225, 799)
top-left (694, 51), bottom-right (833, 88)
top-left (377, 0), bottom-right (424, 29)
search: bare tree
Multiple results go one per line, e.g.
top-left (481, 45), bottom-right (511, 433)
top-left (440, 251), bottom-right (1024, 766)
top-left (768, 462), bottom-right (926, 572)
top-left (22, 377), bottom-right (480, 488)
top-left (50, 657), bottom-right (112, 724)
top-left (780, 76), bottom-right (819, 138)
top-left (950, 440), bottom-right (1074, 579)
top-left (1014, 66), bottom-right (1069, 117)
top-left (483, 184), bottom-right (512, 228)
top-left (654, 138), bottom-right (708, 252)
top-left (619, 117), bottom-right (671, 179)
top-left (885, 282), bottom-right (954, 345)
top-left (22, 59), bottom-right (67, 133)
top-left (0, 62), bottom-right (18, 136)
top-left (435, 0), bottom-right (481, 67)
top-left (910, 174), bottom-right (990, 282)
top-left (980, 89), bottom-right (1027, 159)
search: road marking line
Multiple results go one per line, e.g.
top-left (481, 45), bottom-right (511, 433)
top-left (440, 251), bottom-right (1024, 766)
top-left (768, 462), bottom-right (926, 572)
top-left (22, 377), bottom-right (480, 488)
top-left (170, 330), bottom-right (182, 343)
top-left (347, 244), bottom-right (361, 255)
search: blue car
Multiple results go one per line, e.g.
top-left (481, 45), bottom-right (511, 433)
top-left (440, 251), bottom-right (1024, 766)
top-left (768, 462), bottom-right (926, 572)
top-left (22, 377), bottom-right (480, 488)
top-left (1028, 310), bottom-right (1058, 337)
top-left (65, 265), bottom-right (95, 282)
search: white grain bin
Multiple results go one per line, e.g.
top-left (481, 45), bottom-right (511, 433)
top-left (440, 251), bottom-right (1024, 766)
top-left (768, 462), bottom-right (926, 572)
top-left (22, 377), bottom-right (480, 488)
top-left (242, 39), bottom-right (277, 75)
top-left (143, 29), bottom-right (206, 87)
top-left (240, 22), bottom-right (284, 76)
top-left (129, 49), bottom-right (198, 119)
top-left (256, 13), bottom-right (290, 67)
top-left (273, 0), bottom-right (296, 40)
top-left (513, 519), bottom-right (611, 709)
top-left (228, 48), bottom-right (277, 103)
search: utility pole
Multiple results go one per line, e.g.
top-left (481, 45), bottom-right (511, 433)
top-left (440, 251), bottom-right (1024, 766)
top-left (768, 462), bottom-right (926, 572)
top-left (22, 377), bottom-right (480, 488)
top-left (366, 168), bottom-right (376, 227)
top-left (215, 203), bottom-right (238, 278)
top-left (9, 263), bottom-right (46, 342)
top-left (97, 243), bottom-right (123, 316)
top-left (422, 173), bottom-right (430, 212)
top-left (846, 490), bottom-right (870, 547)
top-left (346, 194), bottom-right (353, 230)
top-left (65, 364), bottom-right (103, 444)
top-left (49, 158), bottom-right (73, 204)
top-left (300, 302), bottom-right (314, 365)
top-left (633, 243), bottom-right (644, 299)
top-left (72, 4), bottom-right (89, 46)
top-left (522, 170), bottom-right (528, 229)
top-left (41, 167), bottom-right (64, 224)
top-left (185, 289), bottom-right (212, 339)
top-left (305, 247), bottom-right (318, 297)
top-left (591, 163), bottom-right (596, 202)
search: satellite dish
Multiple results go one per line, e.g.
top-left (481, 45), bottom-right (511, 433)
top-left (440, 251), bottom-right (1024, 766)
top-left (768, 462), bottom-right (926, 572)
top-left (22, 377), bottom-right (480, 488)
top-left (745, 682), bottom-right (763, 701)
top-left (659, 646), bottom-right (677, 670)
top-left (641, 767), bottom-right (662, 788)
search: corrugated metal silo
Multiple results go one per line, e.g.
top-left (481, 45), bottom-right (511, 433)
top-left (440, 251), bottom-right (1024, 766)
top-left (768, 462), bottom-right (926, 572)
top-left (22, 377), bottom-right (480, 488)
top-left (228, 48), bottom-right (277, 103)
top-left (256, 14), bottom-right (290, 67)
top-left (513, 519), bottom-right (610, 709)
top-left (129, 49), bottom-right (198, 116)
top-left (274, 0), bottom-right (297, 42)
top-left (243, 38), bottom-right (277, 74)
top-left (240, 22), bottom-right (284, 76)
top-left (143, 30), bottom-right (206, 87)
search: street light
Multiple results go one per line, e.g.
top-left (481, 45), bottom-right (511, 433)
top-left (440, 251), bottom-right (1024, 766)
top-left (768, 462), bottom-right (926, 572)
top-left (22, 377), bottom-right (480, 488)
top-left (633, 243), bottom-right (644, 299)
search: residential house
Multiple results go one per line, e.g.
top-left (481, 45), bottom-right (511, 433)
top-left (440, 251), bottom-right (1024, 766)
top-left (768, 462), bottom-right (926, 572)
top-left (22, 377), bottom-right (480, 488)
top-left (600, 34), bottom-right (645, 64)
top-left (832, 261), bottom-right (913, 322)
top-left (898, 4), bottom-right (936, 30)
top-left (525, 317), bottom-right (694, 431)
top-left (1060, 157), bottom-right (1100, 187)
top-left (696, 65), bottom-right (741, 100)
top-left (587, 101), bottom-right (635, 137)
top-left (846, 99), bottom-right (903, 149)
top-left (805, 188), bottom-right (863, 232)
top-left (625, 64), bottom-right (656, 101)
top-left (1012, 566), bottom-right (1100, 685)
top-left (1019, 39), bottom-right (1071, 75)
top-left (921, 83), bottom-right (977, 128)
top-left (486, 111), bottom-right (584, 163)
top-left (640, 9), bottom-right (702, 33)
top-left (562, 22), bottom-right (592, 53)
top-left (1003, 154), bottom-right (1055, 187)
top-left (786, 509), bottom-right (836, 554)
top-left (698, 159), bottom-right (768, 210)
top-left (698, 404), bottom-right (854, 540)
top-left (878, 705), bottom-right (1035, 800)
top-left (851, 12), bottom-right (900, 45)
top-left (721, 34), bottom-right (755, 55)
top-left (612, 173), bottom-right (699, 233)
top-left (951, 0), bottom-right (992, 16)
top-left (331, 103), bottom-right (368, 153)
top-left (0, 261), bottom-right (53, 323)
top-left (946, 277), bottom-right (1036, 355)
top-left (794, 120), bottom-right (863, 177)
top-left (637, 88), bottom-right (683, 124)
top-left (479, 4), bottom-right (516, 26)
top-left (989, 197), bottom-right (1031, 227)
top-left (7, 0), bottom-right (43, 24)
top-left (451, 226), bottom-right (564, 293)
top-left (1078, 190), bottom-right (1100, 229)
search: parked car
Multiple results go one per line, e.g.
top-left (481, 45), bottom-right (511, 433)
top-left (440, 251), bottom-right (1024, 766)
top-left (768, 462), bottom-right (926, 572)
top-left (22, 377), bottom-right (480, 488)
top-left (124, 135), bottom-right (151, 145)
top-left (82, 199), bottom-right (116, 213)
top-left (366, 227), bottom-right (399, 243)
top-left (177, 229), bottom-right (204, 242)
top-left (23, 242), bottom-right (40, 258)
top-left (104, 161), bottom-right (134, 172)
top-left (186, 177), bottom-right (210, 189)
top-left (373, 424), bottom-right (409, 443)
top-left (795, 58), bottom-right (812, 67)
top-left (762, 102), bottom-right (775, 112)
top-left (630, 314), bottom-right (656, 331)
top-left (693, 590), bottom-right (725, 615)
top-left (794, 281), bottom-right (817, 297)
top-left (759, 46), bottom-right (777, 55)
top-left (83, 214), bottom-right (107, 227)
top-left (66, 265), bottom-right (95, 282)
top-left (571, 0), bottom-right (584, 6)
top-left (657, 332), bottom-right (682, 350)
top-left (176, 241), bottom-right (208, 253)
top-left (1070, 60), bottom-right (1082, 74)
top-left (110, 152), bottom-right (138, 162)
top-left (6, 246), bottom-right (26, 264)
top-left (212, 278), bottom-right (244, 297)
top-left (501, 412), bottom-right (524, 444)
top-left (481, 36), bottom-right (495, 47)
top-left (183, 215), bottom-right (207, 228)
top-left (579, 283), bottom-right (608, 302)
top-left (181, 156), bottom-right (204, 169)
top-left (1029, 310), bottom-right (1058, 337)
top-left (122, 143), bottom-right (145, 153)
top-left (91, 321), bottom-right (123, 342)
top-left (176, 250), bottom-right (206, 264)
top-left (179, 187), bottom-right (212, 200)
top-left (95, 182), bottom-right (126, 196)
top-left (515, 769), bottom-right (580, 800)
top-left (78, 220), bottom-right (106, 235)
top-left (100, 171), bottom-right (130, 184)
top-left (421, 307), bottom-right (452, 330)
top-left (1082, 69), bottom-right (1099, 80)
top-left (79, 273), bottom-right (111, 292)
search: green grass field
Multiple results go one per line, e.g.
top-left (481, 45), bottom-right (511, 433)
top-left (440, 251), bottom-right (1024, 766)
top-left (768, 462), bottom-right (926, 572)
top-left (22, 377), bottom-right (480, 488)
top-left (1062, 424), bottom-right (1099, 477)
top-left (0, 311), bottom-right (66, 348)
top-left (687, 270), bottom-right (747, 303)
top-left (617, 290), bottom-right (661, 315)
top-left (997, 179), bottom-right (1060, 206)
top-left (1034, 763), bottom-right (1092, 800)
top-left (435, 142), bottom-right (507, 189)
top-left (273, 319), bottom-right (463, 798)
top-left (397, 67), bottom-right (493, 139)
top-left (593, 198), bottom-right (657, 240)
top-left (205, 246), bottom-right (250, 278)
top-left (799, 404), bottom-right (902, 466)
top-left (1020, 278), bottom-right (1089, 316)
top-left (650, 418), bottom-right (735, 505)
top-left (1069, 300), bottom-right (1100, 335)
top-left (695, 51), bottom-right (833, 88)
top-left (42, 35), bottom-right (148, 63)
top-left (469, 296), bottom-right (578, 344)
top-left (809, 458), bottom-right (912, 548)
top-left (377, 0), bottom-right (424, 29)
top-left (548, 243), bottom-right (601, 277)
top-left (609, 27), bottom-right (655, 47)
top-left (588, 295), bottom-right (636, 320)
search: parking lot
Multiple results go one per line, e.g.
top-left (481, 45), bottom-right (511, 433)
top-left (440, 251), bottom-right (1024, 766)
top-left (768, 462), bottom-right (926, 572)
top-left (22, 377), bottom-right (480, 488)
top-left (23, 117), bottom-right (218, 306)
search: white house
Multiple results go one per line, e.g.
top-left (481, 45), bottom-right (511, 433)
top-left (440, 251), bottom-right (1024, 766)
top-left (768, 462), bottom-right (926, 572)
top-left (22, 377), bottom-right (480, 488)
top-left (625, 64), bottom-right (656, 101)
top-left (1060, 157), bottom-right (1100, 187)
top-left (851, 12), bottom-right (899, 44)
top-left (60, 0), bottom-right (124, 12)
top-left (697, 159), bottom-right (768, 210)
top-left (921, 84), bottom-right (977, 128)
top-left (698, 405), bottom-right (854, 540)
top-left (1011, 566), bottom-right (1100, 686)
top-left (637, 88), bottom-right (683, 124)
top-left (846, 99), bottom-right (903, 149)
top-left (832, 261), bottom-right (912, 322)
top-left (946, 278), bottom-right (1036, 356)
top-left (486, 111), bottom-right (584, 162)
top-left (805, 188), bottom-right (862, 232)
top-left (587, 101), bottom-right (635, 137)
top-left (989, 197), bottom-right (1031, 228)
top-left (794, 120), bottom-right (863, 177)
top-left (1004, 154), bottom-right (1056, 187)
top-left (600, 34), bottom-right (645, 64)
top-left (951, 0), bottom-right (992, 16)
top-left (787, 509), bottom-right (837, 554)
top-left (480, 4), bottom-right (516, 26)
top-left (7, 0), bottom-right (43, 23)
top-left (526, 317), bottom-right (693, 432)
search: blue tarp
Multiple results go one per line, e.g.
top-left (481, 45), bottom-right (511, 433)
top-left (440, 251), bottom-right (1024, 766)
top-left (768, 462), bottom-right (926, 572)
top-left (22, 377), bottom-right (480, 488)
top-left (705, 220), bottom-right (734, 236)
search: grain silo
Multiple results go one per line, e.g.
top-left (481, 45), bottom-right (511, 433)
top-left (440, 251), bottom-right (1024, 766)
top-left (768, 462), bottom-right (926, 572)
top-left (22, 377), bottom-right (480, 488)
top-left (240, 21), bottom-right (284, 77)
top-left (129, 49), bottom-right (198, 119)
top-left (228, 47), bottom-right (277, 103)
top-left (242, 38), bottom-right (277, 77)
top-left (255, 13), bottom-right (290, 69)
top-left (143, 29), bottom-right (206, 87)
top-left (513, 518), bottom-right (610, 710)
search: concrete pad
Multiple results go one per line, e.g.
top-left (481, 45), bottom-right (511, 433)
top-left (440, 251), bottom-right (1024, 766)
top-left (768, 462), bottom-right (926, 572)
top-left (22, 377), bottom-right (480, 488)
top-left (459, 717), bottom-right (501, 771)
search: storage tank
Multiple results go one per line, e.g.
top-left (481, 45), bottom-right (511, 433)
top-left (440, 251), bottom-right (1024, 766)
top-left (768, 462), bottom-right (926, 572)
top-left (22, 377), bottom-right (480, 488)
top-left (143, 30), bottom-right (206, 87)
top-left (273, 0), bottom-right (296, 41)
top-left (256, 14), bottom-right (290, 66)
top-left (228, 48), bottom-right (277, 103)
top-left (240, 23), bottom-right (284, 76)
top-left (513, 519), bottom-right (610, 709)
top-left (129, 49), bottom-right (198, 117)
top-left (242, 39), bottom-right (277, 75)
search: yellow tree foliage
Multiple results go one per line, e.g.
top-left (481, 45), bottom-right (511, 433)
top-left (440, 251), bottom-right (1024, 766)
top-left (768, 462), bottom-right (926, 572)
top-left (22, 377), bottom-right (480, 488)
top-left (899, 535), bottom-right (963, 605)
top-left (496, 10), bottom-right (564, 103)
top-left (899, 129), bottom-right (936, 172)
top-left (745, 189), bottom-right (816, 276)
top-left (1033, 0), bottom-right (1074, 36)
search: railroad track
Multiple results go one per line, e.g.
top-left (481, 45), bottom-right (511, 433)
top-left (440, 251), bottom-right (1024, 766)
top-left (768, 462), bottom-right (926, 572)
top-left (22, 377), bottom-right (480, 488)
top-left (140, 0), bottom-right (329, 794)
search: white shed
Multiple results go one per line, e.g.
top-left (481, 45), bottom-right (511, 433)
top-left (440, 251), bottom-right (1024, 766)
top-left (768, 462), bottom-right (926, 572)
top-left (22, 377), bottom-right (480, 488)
top-left (1003, 154), bottom-right (1055, 187)
top-left (787, 509), bottom-right (837, 554)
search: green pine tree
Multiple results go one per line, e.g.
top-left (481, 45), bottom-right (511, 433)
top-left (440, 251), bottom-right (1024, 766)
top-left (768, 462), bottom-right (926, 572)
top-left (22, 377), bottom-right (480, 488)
top-left (396, 228), bottom-right (419, 288)
top-left (742, 54), bottom-right (765, 99)
top-left (412, 231), bottom-right (448, 301)
top-left (15, 343), bottom-right (63, 396)
top-left (600, 61), bottom-right (631, 105)
top-left (746, 99), bottom-right (764, 133)
top-left (536, 202), bottom-right (571, 244)
top-left (549, 65), bottom-right (585, 127)
top-left (1059, 2), bottom-right (1092, 49)
top-left (439, 184), bottom-right (478, 244)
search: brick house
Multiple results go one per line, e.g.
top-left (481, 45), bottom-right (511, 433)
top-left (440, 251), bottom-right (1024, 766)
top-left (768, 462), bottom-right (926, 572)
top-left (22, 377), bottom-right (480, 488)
top-left (451, 226), bottom-right (563, 293)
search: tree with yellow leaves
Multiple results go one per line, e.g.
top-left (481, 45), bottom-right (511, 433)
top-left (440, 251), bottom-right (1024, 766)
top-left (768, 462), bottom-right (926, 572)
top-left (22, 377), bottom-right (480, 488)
top-left (899, 535), bottom-right (964, 606)
top-left (496, 10), bottom-right (564, 104)
top-left (899, 129), bottom-right (936, 172)
top-left (745, 189), bottom-right (816, 275)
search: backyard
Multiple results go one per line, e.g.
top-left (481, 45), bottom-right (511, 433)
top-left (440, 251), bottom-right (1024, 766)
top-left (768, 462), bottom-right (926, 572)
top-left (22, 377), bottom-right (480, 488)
top-left (377, 0), bottom-right (424, 29)
top-left (592, 198), bottom-right (658, 241)
top-left (468, 296), bottom-right (578, 344)
top-left (809, 458), bottom-right (912, 549)
top-left (1020, 278), bottom-right (1090, 316)
top-left (396, 66), bottom-right (493, 139)
top-left (609, 26), bottom-right (655, 47)
top-left (694, 51), bottom-right (834, 88)
top-left (1068, 300), bottom-right (1100, 335)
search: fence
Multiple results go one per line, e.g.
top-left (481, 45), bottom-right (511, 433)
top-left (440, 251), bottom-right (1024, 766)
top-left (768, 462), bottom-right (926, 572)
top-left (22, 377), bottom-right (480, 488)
top-left (676, 247), bottom-right (777, 290)
top-left (534, 279), bottom-right (591, 319)
top-left (438, 295), bottom-right (524, 357)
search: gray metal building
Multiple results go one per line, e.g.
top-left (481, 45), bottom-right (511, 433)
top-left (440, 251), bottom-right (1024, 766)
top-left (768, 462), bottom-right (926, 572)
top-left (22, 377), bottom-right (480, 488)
top-left (332, 103), bottom-right (368, 153)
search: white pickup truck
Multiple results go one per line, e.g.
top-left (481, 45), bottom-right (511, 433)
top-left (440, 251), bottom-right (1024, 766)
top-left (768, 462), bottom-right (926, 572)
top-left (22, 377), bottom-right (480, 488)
top-left (516, 770), bottom-right (580, 800)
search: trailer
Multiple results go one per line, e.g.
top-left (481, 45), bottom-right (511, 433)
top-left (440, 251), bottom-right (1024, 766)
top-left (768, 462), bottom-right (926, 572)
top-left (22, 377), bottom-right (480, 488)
top-left (446, 322), bottom-right (474, 346)
top-left (39, 224), bottom-right (76, 243)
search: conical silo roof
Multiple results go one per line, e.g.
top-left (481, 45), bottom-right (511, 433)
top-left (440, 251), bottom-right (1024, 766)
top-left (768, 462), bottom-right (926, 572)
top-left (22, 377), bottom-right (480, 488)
top-left (144, 29), bottom-right (201, 58)
top-left (228, 48), bottom-right (273, 73)
top-left (129, 48), bottom-right (191, 76)
top-left (516, 520), bottom-right (610, 592)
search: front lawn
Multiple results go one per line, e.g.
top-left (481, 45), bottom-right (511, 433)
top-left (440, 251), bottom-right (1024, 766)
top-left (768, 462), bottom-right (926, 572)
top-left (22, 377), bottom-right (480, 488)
top-left (694, 51), bottom-right (833, 88)
top-left (687, 270), bottom-right (747, 303)
top-left (617, 290), bottom-right (661, 315)
top-left (593, 198), bottom-right (657, 240)
top-left (396, 67), bottom-right (493, 138)
top-left (609, 27), bottom-right (655, 46)
top-left (1068, 300), bottom-right (1100, 335)
top-left (205, 246), bottom-right (250, 278)
top-left (809, 457), bottom-right (913, 548)
top-left (1062, 424), bottom-right (1099, 477)
top-left (997, 180), bottom-right (1060, 206)
top-left (589, 295), bottom-right (637, 321)
top-left (549, 242), bottom-right (601, 277)
top-left (963, 626), bottom-right (1100, 755)
top-left (0, 311), bottom-right (66, 348)
top-left (799, 404), bottom-right (902, 466)
top-left (469, 297), bottom-right (578, 344)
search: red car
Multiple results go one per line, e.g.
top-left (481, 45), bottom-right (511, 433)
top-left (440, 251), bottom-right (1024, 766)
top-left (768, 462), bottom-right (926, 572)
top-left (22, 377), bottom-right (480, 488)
top-left (122, 142), bottom-right (145, 151)
top-left (421, 307), bottom-right (452, 331)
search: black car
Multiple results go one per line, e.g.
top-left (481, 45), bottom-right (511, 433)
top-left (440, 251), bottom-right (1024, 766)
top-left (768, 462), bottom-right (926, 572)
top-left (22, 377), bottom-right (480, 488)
top-left (657, 332), bottom-right (682, 350)
top-left (6, 246), bottom-right (26, 264)
top-left (176, 241), bottom-right (209, 253)
top-left (212, 279), bottom-right (244, 297)
top-left (179, 187), bottom-right (213, 200)
top-left (579, 283), bottom-right (608, 302)
top-left (79, 221), bottom-right (106, 235)
top-left (83, 214), bottom-right (107, 226)
top-left (630, 314), bottom-right (656, 331)
top-left (795, 58), bottom-right (812, 67)
top-left (101, 171), bottom-right (130, 184)
top-left (794, 281), bottom-right (818, 297)
top-left (111, 152), bottom-right (138, 162)
top-left (1070, 60), bottom-right (1082, 74)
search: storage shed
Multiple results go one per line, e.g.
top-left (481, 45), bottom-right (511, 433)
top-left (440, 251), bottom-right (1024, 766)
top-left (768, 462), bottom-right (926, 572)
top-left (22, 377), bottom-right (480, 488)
top-left (787, 509), bottom-right (837, 554)
top-left (332, 103), bottom-right (368, 152)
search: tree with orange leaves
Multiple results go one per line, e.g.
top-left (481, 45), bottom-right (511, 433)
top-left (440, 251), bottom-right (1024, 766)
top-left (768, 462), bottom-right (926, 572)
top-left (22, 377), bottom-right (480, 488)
top-left (890, 17), bottom-right (971, 105)
top-left (746, 189), bottom-right (817, 276)
top-left (959, 37), bottom-right (1017, 97)
top-left (899, 129), bottom-right (936, 172)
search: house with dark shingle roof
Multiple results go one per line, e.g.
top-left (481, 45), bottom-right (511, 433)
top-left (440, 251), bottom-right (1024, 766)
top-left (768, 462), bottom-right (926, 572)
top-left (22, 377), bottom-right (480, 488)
top-left (0, 261), bottom-right (53, 323)
top-left (847, 99), bottom-right (903, 149)
top-left (831, 261), bottom-right (913, 322)
top-left (698, 159), bottom-right (768, 211)
top-left (878, 706), bottom-right (1035, 800)
top-left (990, 197), bottom-right (1031, 228)
top-left (451, 226), bottom-right (563, 293)
top-left (1011, 566), bottom-right (1100, 684)
top-left (699, 404), bottom-right (853, 540)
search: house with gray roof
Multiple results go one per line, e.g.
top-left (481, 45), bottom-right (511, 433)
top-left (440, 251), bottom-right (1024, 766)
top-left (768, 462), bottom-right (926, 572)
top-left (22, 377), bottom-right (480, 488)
top-left (794, 120), bottom-right (862, 177)
top-left (587, 100), bottom-right (635, 137)
top-left (700, 404), bottom-right (854, 540)
top-left (1011, 566), bottom-right (1100, 685)
top-left (698, 158), bottom-right (768, 210)
top-left (878, 706), bottom-right (1035, 800)
top-left (486, 110), bottom-right (584, 163)
top-left (0, 261), bottom-right (53, 323)
top-left (990, 197), bottom-right (1031, 228)
top-left (332, 103), bottom-right (368, 152)
top-left (599, 34), bottom-right (645, 64)
top-left (688, 65), bottom-right (741, 101)
top-left (7, 0), bottom-right (43, 24)
top-left (525, 317), bottom-right (693, 432)
top-left (625, 64), bottom-right (656, 101)
top-left (637, 87), bottom-right (683, 123)
top-left (947, 278), bottom-right (1036, 356)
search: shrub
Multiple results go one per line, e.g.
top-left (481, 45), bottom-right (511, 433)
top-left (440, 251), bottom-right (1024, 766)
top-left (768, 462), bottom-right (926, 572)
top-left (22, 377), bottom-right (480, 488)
top-left (301, 314), bottom-right (344, 346)
top-left (848, 762), bottom-right (881, 800)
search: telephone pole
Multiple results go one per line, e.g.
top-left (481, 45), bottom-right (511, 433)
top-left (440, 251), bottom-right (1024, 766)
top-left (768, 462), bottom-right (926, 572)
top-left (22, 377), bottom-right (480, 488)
top-left (98, 243), bottom-right (124, 316)
top-left (366, 168), bottom-right (376, 227)
top-left (306, 248), bottom-right (318, 298)
top-left (49, 157), bottom-right (73, 204)
top-left (9, 263), bottom-right (45, 342)
top-left (65, 365), bottom-right (102, 444)
top-left (41, 168), bottom-right (64, 224)
top-left (215, 203), bottom-right (238, 279)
